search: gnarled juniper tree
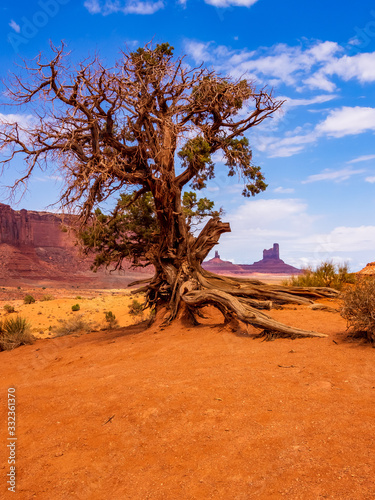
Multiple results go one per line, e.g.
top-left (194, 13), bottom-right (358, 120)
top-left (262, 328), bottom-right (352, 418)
top-left (0, 42), bottom-right (337, 337)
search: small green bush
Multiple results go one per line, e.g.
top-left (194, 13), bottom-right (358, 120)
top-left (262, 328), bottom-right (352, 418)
top-left (54, 315), bottom-right (95, 337)
top-left (285, 261), bottom-right (355, 290)
top-left (0, 316), bottom-right (34, 351)
top-left (104, 311), bottom-right (118, 329)
top-left (71, 304), bottom-right (80, 312)
top-left (3, 304), bottom-right (15, 314)
top-left (24, 295), bottom-right (36, 304)
top-left (340, 278), bottom-right (375, 343)
top-left (128, 299), bottom-right (144, 318)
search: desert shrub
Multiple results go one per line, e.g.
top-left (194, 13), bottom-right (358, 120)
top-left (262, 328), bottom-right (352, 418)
top-left (3, 304), bottom-right (15, 314)
top-left (0, 316), bottom-right (34, 351)
top-left (41, 294), bottom-right (54, 301)
top-left (71, 304), bottom-right (80, 312)
top-left (104, 311), bottom-right (118, 329)
top-left (75, 296), bottom-right (82, 300)
top-left (54, 314), bottom-right (95, 337)
top-left (285, 261), bottom-right (355, 290)
top-left (340, 278), bottom-right (375, 343)
top-left (128, 299), bottom-right (144, 319)
top-left (24, 295), bottom-right (36, 304)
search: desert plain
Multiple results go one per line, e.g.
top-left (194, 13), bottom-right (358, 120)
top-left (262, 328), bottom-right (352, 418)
top-left (0, 278), bottom-right (374, 500)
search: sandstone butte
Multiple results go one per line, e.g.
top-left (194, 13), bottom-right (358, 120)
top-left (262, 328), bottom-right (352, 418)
top-left (0, 203), bottom-right (301, 286)
top-left (202, 244), bottom-right (302, 276)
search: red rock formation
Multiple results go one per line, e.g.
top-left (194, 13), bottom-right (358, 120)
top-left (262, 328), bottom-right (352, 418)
top-left (357, 262), bottom-right (375, 276)
top-left (240, 243), bottom-right (302, 275)
top-left (203, 245), bottom-right (302, 275)
top-left (0, 203), bottom-right (76, 247)
top-left (202, 251), bottom-right (245, 275)
top-left (0, 203), bottom-right (151, 287)
top-left (0, 203), bottom-right (89, 283)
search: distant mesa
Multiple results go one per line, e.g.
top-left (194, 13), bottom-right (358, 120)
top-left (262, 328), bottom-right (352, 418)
top-left (203, 243), bottom-right (302, 275)
top-left (202, 250), bottom-right (245, 275)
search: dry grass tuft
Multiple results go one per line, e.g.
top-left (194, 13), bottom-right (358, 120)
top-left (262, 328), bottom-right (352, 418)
top-left (54, 315), bottom-right (96, 337)
top-left (340, 277), bottom-right (375, 344)
top-left (0, 316), bottom-right (35, 351)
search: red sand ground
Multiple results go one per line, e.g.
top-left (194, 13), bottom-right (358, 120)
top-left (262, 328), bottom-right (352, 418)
top-left (1, 301), bottom-right (375, 499)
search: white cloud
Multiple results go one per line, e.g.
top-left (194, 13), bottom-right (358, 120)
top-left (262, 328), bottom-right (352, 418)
top-left (84, 0), bottom-right (164, 15)
top-left (301, 226), bottom-right (375, 253)
top-left (125, 1), bottom-right (164, 14)
top-left (257, 106), bottom-right (375, 158)
top-left (84, 0), bottom-right (101, 13)
top-left (184, 40), bottom-right (375, 158)
top-left (280, 94), bottom-right (337, 108)
top-left (184, 41), bottom-right (213, 63)
top-left (9, 20), bottom-right (21, 33)
top-left (324, 52), bottom-right (375, 84)
top-left (274, 187), bottom-right (295, 194)
top-left (185, 38), bottom-right (375, 99)
top-left (185, 39), bottom-right (343, 89)
top-left (302, 167), bottom-right (365, 184)
top-left (365, 176), bottom-right (375, 183)
top-left (257, 129), bottom-right (317, 158)
top-left (0, 113), bottom-right (35, 129)
top-left (229, 198), bottom-right (316, 234)
top-left (348, 154), bottom-right (375, 164)
top-left (316, 106), bottom-right (375, 137)
top-left (303, 72), bottom-right (336, 92)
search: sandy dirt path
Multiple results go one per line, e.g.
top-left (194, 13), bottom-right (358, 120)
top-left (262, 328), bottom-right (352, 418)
top-left (0, 301), bottom-right (374, 499)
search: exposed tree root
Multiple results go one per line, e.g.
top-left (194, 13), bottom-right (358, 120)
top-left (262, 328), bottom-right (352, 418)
top-left (128, 256), bottom-right (339, 339)
top-left (181, 288), bottom-right (328, 338)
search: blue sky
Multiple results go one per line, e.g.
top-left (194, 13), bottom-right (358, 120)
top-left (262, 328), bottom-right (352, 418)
top-left (1, 0), bottom-right (375, 271)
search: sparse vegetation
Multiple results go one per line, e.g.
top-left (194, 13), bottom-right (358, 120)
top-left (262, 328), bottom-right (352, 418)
top-left (128, 299), bottom-right (144, 321)
top-left (54, 315), bottom-right (95, 337)
top-left (71, 304), bottom-right (80, 312)
top-left (0, 316), bottom-right (34, 351)
top-left (3, 304), bottom-right (15, 314)
top-left (104, 311), bottom-right (118, 329)
top-left (24, 295), bottom-right (36, 304)
top-left (41, 294), bottom-right (54, 301)
top-left (340, 277), bottom-right (375, 344)
top-left (284, 261), bottom-right (355, 290)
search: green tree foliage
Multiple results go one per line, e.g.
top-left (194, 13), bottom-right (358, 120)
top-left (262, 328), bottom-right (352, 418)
top-left (80, 191), bottom-right (222, 270)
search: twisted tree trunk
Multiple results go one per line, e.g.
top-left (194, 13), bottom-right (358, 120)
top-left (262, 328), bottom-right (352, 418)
top-left (131, 217), bottom-right (338, 338)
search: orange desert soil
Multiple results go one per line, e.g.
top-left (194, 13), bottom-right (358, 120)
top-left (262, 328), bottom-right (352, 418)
top-left (0, 295), bottom-right (375, 499)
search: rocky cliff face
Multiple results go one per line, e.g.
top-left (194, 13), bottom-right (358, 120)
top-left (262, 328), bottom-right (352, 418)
top-left (0, 203), bottom-right (75, 248)
top-left (0, 203), bottom-right (88, 283)
top-left (0, 203), bottom-right (152, 287)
